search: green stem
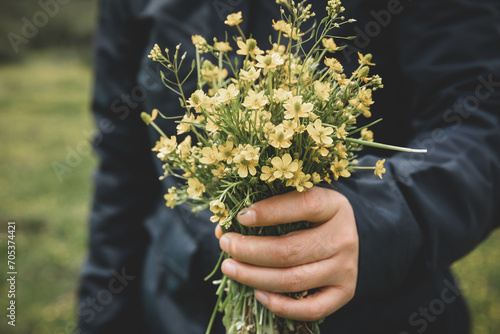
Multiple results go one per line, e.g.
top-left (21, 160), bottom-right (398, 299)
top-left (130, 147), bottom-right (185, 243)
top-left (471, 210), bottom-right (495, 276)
top-left (204, 251), bottom-right (225, 281)
top-left (348, 118), bottom-right (383, 135)
top-left (196, 48), bottom-right (202, 90)
top-left (346, 138), bottom-right (427, 153)
top-left (206, 275), bottom-right (228, 334)
top-left (150, 121), bottom-right (168, 138)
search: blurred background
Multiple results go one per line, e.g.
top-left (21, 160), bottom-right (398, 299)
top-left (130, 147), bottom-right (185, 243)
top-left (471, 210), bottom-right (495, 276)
top-left (0, 1), bottom-right (498, 333)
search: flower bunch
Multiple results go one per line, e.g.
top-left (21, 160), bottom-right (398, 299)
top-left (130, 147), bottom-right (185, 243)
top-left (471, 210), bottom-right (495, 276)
top-left (142, 0), bottom-right (424, 333)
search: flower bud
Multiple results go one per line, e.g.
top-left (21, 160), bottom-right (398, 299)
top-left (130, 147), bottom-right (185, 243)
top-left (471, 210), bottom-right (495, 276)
top-left (358, 66), bottom-right (370, 78)
top-left (141, 112), bottom-right (152, 125)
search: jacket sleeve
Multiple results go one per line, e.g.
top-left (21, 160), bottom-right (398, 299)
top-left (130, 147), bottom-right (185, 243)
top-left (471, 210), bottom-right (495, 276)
top-left (337, 0), bottom-right (500, 301)
top-left (77, 1), bottom-right (160, 332)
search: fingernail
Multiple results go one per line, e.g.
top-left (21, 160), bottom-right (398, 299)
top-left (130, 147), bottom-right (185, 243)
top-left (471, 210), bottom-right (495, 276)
top-left (220, 235), bottom-right (229, 252)
top-left (237, 209), bottom-right (256, 225)
top-left (255, 290), bottom-right (269, 305)
top-left (222, 260), bottom-right (236, 277)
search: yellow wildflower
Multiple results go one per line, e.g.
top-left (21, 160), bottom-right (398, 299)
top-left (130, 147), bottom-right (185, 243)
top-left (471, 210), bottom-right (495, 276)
top-left (164, 187), bottom-right (178, 209)
top-left (359, 88), bottom-right (374, 107)
top-left (331, 157), bottom-right (351, 180)
top-left (260, 165), bottom-right (276, 182)
top-left (224, 11), bottom-right (243, 26)
top-left (177, 135), bottom-right (192, 159)
top-left (361, 128), bottom-right (374, 142)
top-left (358, 52), bottom-right (375, 66)
top-left (187, 178), bottom-right (205, 197)
top-left (272, 19), bottom-right (288, 33)
top-left (209, 199), bottom-right (230, 224)
top-left (267, 43), bottom-right (287, 55)
top-left (233, 144), bottom-right (260, 178)
top-left (273, 88), bottom-right (293, 103)
top-left (324, 57), bottom-right (343, 72)
top-left (335, 142), bottom-right (348, 159)
top-left (255, 53), bottom-right (284, 74)
top-left (375, 159), bottom-right (386, 179)
top-left (237, 38), bottom-right (264, 57)
top-left (349, 98), bottom-right (372, 118)
top-left (322, 38), bottom-right (338, 52)
top-left (200, 145), bottom-right (219, 165)
top-left (152, 135), bottom-right (177, 160)
top-left (286, 27), bottom-right (304, 40)
top-left (307, 119), bottom-right (334, 145)
top-left (206, 118), bottom-right (220, 132)
top-left (284, 96), bottom-right (313, 120)
top-left (195, 115), bottom-right (205, 124)
top-left (201, 60), bottom-right (228, 82)
top-left (294, 172), bottom-right (313, 192)
top-left (217, 84), bottom-right (239, 104)
top-left (239, 67), bottom-right (261, 82)
top-left (186, 90), bottom-right (209, 112)
top-left (312, 172), bottom-right (322, 184)
top-left (281, 119), bottom-right (298, 133)
top-left (217, 141), bottom-right (235, 163)
top-left (177, 114), bottom-right (195, 134)
top-left (313, 81), bottom-right (332, 101)
top-left (211, 164), bottom-right (228, 179)
top-left (210, 199), bottom-right (225, 213)
top-left (242, 90), bottom-right (268, 110)
top-left (336, 123), bottom-right (348, 139)
top-left (268, 124), bottom-right (294, 149)
top-left (271, 154), bottom-right (298, 180)
top-left (314, 144), bottom-right (331, 157)
top-left (335, 73), bottom-right (350, 85)
top-left (191, 35), bottom-right (208, 51)
top-left (214, 40), bottom-right (233, 53)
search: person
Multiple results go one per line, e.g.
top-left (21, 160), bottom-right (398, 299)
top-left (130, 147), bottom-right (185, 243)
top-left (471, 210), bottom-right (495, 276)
top-left (77, 0), bottom-right (500, 333)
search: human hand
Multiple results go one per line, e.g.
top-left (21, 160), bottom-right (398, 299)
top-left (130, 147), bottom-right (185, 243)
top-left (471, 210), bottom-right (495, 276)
top-left (214, 186), bottom-right (359, 322)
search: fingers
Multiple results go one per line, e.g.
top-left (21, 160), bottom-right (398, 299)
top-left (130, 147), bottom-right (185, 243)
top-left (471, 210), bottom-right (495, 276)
top-left (254, 286), bottom-right (355, 322)
top-left (212, 186), bottom-right (359, 321)
top-left (215, 224), bottom-right (223, 239)
top-left (219, 194), bottom-right (357, 268)
top-left (236, 187), bottom-right (347, 227)
top-left (220, 222), bottom-right (340, 267)
top-left (221, 251), bottom-right (357, 293)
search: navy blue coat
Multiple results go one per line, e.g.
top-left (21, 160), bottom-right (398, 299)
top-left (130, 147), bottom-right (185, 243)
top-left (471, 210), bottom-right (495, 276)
top-left (78, 0), bottom-right (500, 333)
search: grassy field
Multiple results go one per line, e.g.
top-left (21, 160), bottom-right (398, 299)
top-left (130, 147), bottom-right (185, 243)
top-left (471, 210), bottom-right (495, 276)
top-left (0, 52), bottom-right (95, 334)
top-left (0, 54), bottom-right (499, 334)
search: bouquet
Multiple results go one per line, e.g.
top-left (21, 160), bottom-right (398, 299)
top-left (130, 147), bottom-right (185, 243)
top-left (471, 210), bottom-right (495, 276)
top-left (141, 0), bottom-right (425, 332)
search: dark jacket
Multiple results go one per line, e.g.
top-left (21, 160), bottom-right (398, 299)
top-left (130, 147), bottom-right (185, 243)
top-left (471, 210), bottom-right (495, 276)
top-left (78, 0), bottom-right (500, 333)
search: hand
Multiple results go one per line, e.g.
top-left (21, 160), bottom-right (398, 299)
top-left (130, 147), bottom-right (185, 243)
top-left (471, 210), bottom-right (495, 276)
top-left (215, 186), bottom-right (359, 322)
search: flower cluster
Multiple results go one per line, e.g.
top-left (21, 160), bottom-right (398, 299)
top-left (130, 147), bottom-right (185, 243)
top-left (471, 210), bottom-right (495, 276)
top-left (144, 4), bottom-right (386, 230)
top-left (142, 1), bottom-right (423, 333)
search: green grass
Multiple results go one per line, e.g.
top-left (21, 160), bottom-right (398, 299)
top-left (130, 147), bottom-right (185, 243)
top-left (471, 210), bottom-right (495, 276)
top-left (0, 52), bottom-right (95, 334)
top-left (0, 53), bottom-right (499, 334)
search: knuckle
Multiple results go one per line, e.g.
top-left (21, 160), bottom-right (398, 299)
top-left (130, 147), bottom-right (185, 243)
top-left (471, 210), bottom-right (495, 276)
top-left (281, 267), bottom-right (304, 292)
top-left (302, 188), bottom-right (325, 215)
top-left (308, 305), bottom-right (328, 321)
top-left (267, 297), bottom-right (287, 317)
top-left (340, 284), bottom-right (356, 303)
top-left (273, 235), bottom-right (299, 266)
